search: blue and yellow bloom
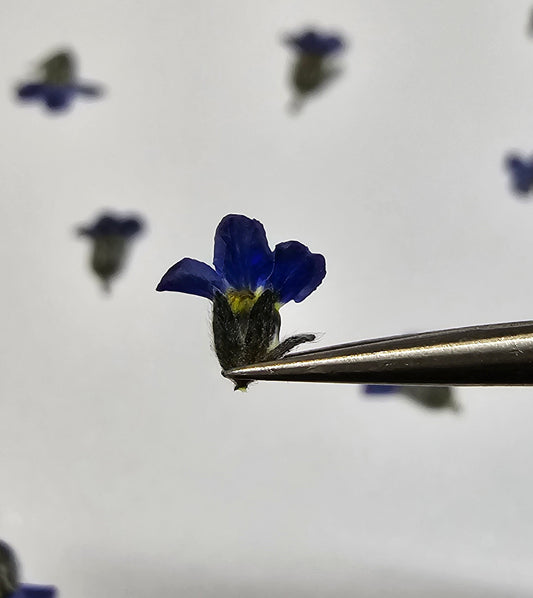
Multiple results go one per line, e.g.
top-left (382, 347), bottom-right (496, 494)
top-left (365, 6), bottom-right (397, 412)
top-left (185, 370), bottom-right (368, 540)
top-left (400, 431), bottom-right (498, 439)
top-left (157, 214), bottom-right (326, 388)
top-left (16, 50), bottom-right (102, 112)
top-left (505, 154), bottom-right (533, 196)
top-left (284, 29), bottom-right (345, 110)
top-left (78, 212), bottom-right (144, 292)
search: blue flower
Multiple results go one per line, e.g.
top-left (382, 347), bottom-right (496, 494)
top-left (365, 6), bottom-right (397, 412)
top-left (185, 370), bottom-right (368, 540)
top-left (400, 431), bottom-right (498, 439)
top-left (284, 29), bottom-right (345, 111)
top-left (286, 30), bottom-right (344, 56)
top-left (363, 385), bottom-right (459, 411)
top-left (505, 154), bottom-right (533, 195)
top-left (157, 214), bottom-right (325, 305)
top-left (157, 214), bottom-right (326, 388)
top-left (16, 50), bottom-right (102, 112)
top-left (17, 82), bottom-right (101, 111)
top-left (78, 212), bottom-right (144, 292)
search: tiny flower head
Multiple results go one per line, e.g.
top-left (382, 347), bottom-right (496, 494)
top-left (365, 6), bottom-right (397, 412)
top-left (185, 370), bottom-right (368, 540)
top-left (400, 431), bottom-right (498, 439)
top-left (16, 49), bottom-right (103, 113)
top-left (505, 154), bottom-right (533, 196)
top-left (157, 214), bottom-right (326, 389)
top-left (284, 29), bottom-right (345, 111)
top-left (78, 212), bottom-right (144, 293)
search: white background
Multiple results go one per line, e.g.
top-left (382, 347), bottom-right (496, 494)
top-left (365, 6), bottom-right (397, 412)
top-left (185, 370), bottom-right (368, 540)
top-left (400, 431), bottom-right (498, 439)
top-left (1, 1), bottom-right (533, 596)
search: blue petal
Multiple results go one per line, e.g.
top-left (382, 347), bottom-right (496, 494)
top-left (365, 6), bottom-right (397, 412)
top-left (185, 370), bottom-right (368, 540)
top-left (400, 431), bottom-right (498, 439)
top-left (119, 217), bottom-right (143, 237)
top-left (156, 257), bottom-right (227, 299)
top-left (505, 154), bottom-right (533, 194)
top-left (12, 585), bottom-right (56, 598)
top-left (287, 31), bottom-right (344, 55)
top-left (78, 213), bottom-right (144, 238)
top-left (363, 385), bottom-right (400, 395)
top-left (268, 241), bottom-right (326, 304)
top-left (74, 83), bottom-right (103, 97)
top-left (17, 83), bottom-right (45, 99)
top-left (213, 214), bottom-right (273, 291)
top-left (44, 86), bottom-right (73, 110)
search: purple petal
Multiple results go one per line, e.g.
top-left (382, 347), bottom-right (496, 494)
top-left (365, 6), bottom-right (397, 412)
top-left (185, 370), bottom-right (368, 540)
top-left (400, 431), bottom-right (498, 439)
top-left (156, 257), bottom-right (227, 299)
top-left (74, 83), bottom-right (103, 97)
top-left (286, 31), bottom-right (344, 55)
top-left (12, 585), bottom-right (56, 598)
top-left (213, 214), bottom-right (273, 291)
top-left (44, 86), bottom-right (73, 110)
top-left (363, 385), bottom-right (400, 395)
top-left (268, 241), bottom-right (326, 304)
top-left (505, 154), bottom-right (533, 194)
top-left (17, 83), bottom-right (45, 99)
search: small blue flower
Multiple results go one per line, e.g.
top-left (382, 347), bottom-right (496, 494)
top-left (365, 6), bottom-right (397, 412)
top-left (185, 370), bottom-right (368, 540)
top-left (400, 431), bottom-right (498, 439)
top-left (78, 212), bottom-right (144, 292)
top-left (17, 82), bottom-right (101, 111)
top-left (505, 154), bottom-right (533, 195)
top-left (16, 50), bottom-right (102, 112)
top-left (286, 30), bottom-right (344, 56)
top-left (284, 29), bottom-right (345, 111)
top-left (157, 214), bottom-right (326, 388)
top-left (157, 214), bottom-right (325, 305)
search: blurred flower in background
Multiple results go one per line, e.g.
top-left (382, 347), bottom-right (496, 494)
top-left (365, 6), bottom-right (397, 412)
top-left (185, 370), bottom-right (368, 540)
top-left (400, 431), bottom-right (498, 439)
top-left (0, 540), bottom-right (56, 598)
top-left (363, 384), bottom-right (460, 412)
top-left (78, 212), bottom-right (144, 293)
top-left (16, 49), bottom-right (103, 112)
top-left (284, 29), bottom-right (345, 112)
top-left (505, 154), bottom-right (533, 196)
top-left (157, 214), bottom-right (326, 389)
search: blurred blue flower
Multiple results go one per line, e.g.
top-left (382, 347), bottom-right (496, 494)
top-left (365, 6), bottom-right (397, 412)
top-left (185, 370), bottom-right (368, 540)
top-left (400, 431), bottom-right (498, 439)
top-left (505, 154), bottom-right (533, 195)
top-left (16, 50), bottom-right (102, 112)
top-left (286, 30), bottom-right (344, 56)
top-left (363, 384), bottom-right (459, 411)
top-left (78, 212), bottom-right (144, 292)
top-left (157, 214), bottom-right (326, 388)
top-left (284, 29), bottom-right (345, 111)
top-left (17, 82), bottom-right (101, 111)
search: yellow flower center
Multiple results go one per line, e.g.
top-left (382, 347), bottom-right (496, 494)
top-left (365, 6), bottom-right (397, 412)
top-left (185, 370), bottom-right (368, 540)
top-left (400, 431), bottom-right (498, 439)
top-left (226, 289), bottom-right (260, 314)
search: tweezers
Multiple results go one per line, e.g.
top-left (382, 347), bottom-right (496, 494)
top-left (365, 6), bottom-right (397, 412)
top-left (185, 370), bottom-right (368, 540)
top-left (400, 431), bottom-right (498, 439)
top-left (223, 320), bottom-right (533, 385)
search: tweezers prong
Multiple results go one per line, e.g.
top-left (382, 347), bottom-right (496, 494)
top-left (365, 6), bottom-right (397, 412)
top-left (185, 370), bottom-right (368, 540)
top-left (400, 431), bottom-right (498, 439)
top-left (223, 320), bottom-right (533, 386)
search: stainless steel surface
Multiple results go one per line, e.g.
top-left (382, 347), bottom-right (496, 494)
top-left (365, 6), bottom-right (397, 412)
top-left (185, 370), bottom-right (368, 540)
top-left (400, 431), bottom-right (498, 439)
top-left (223, 320), bottom-right (533, 385)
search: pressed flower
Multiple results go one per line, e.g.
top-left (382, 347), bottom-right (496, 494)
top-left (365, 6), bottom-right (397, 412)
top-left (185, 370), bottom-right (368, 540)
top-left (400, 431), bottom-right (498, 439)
top-left (78, 212), bottom-right (144, 292)
top-left (363, 385), bottom-right (459, 411)
top-left (0, 541), bottom-right (56, 598)
top-left (505, 154), bottom-right (533, 196)
top-left (16, 50), bottom-right (102, 112)
top-left (284, 29), bottom-right (345, 111)
top-left (157, 214), bottom-right (326, 389)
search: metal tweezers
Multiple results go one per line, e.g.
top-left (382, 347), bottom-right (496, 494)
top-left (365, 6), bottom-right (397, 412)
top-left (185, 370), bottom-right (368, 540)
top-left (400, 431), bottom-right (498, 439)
top-left (223, 320), bottom-right (533, 385)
